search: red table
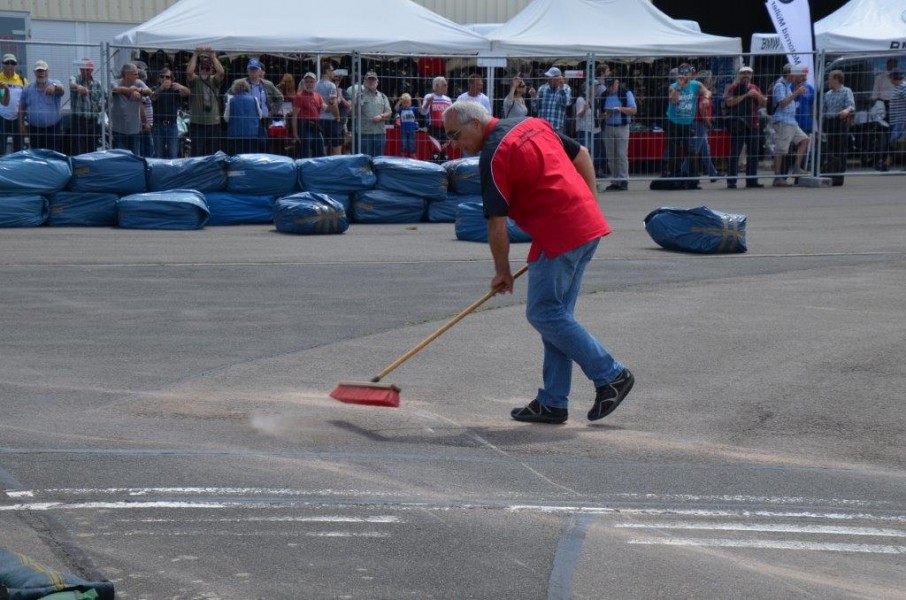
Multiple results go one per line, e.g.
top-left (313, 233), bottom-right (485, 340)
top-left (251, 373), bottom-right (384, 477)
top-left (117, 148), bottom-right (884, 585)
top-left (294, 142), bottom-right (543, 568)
top-left (628, 130), bottom-right (731, 162)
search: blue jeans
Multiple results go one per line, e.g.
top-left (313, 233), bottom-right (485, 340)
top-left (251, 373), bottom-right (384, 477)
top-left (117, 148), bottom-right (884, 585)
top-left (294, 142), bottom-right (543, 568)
top-left (153, 122), bottom-right (180, 159)
top-left (113, 132), bottom-right (141, 156)
top-left (360, 133), bottom-right (386, 157)
top-left (527, 238), bottom-right (623, 409)
top-left (400, 129), bottom-right (416, 155)
top-left (682, 121), bottom-right (718, 177)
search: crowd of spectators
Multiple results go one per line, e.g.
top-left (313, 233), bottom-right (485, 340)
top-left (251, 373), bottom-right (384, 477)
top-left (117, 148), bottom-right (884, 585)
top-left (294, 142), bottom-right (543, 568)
top-left (0, 48), bottom-right (902, 182)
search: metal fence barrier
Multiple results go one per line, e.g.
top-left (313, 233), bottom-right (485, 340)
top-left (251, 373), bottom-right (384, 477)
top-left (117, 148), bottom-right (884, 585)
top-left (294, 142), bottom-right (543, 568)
top-left (3, 41), bottom-right (903, 185)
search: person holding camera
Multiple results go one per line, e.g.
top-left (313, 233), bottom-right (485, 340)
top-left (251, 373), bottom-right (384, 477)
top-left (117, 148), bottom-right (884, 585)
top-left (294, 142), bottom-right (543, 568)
top-left (723, 65), bottom-right (767, 189)
top-left (502, 74), bottom-right (533, 119)
top-left (186, 47), bottom-right (225, 156)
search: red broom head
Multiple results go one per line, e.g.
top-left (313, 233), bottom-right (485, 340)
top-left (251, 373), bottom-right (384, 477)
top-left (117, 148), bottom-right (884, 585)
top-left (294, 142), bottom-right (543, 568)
top-left (330, 382), bottom-right (401, 408)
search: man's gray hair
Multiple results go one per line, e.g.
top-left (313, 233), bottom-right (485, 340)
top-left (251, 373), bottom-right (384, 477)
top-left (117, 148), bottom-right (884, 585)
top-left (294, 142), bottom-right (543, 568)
top-left (432, 76), bottom-right (447, 91)
top-left (121, 62), bottom-right (138, 76)
top-left (444, 99), bottom-right (492, 126)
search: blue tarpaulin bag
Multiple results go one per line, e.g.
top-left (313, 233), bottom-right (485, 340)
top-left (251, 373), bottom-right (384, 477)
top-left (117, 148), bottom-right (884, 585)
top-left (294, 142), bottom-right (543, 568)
top-left (68, 150), bottom-right (147, 194)
top-left (443, 157), bottom-right (481, 195)
top-left (455, 201), bottom-right (531, 243)
top-left (644, 206), bottom-right (747, 254)
top-left (274, 193), bottom-right (349, 235)
top-left (372, 156), bottom-right (447, 199)
top-left (204, 192), bottom-right (275, 225)
top-left (352, 190), bottom-right (425, 224)
top-left (227, 154), bottom-right (297, 196)
top-left (296, 154), bottom-right (376, 194)
top-left (0, 150), bottom-right (71, 195)
top-left (47, 192), bottom-right (118, 226)
top-left (146, 151), bottom-right (229, 192)
top-left (117, 190), bottom-right (209, 230)
top-left (428, 192), bottom-right (478, 223)
top-left (0, 545), bottom-right (114, 600)
top-left (0, 194), bottom-right (48, 227)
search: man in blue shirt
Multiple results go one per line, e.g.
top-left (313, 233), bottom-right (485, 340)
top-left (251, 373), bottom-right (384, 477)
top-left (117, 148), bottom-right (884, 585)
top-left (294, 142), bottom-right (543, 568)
top-left (18, 60), bottom-right (64, 153)
top-left (600, 76), bottom-right (637, 191)
top-left (771, 66), bottom-right (810, 186)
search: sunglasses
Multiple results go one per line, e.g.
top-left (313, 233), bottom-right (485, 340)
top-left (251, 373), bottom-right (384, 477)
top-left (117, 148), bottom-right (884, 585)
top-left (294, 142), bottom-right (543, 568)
top-left (2, 60), bottom-right (16, 65)
top-left (447, 128), bottom-right (463, 141)
top-left (161, 75), bottom-right (172, 79)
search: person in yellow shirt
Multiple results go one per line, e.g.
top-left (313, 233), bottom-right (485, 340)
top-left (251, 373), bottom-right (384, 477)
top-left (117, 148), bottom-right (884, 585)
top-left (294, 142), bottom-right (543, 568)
top-left (0, 53), bottom-right (26, 154)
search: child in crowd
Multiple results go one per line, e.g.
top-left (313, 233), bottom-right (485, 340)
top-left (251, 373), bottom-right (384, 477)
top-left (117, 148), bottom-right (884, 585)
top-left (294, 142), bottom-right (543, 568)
top-left (395, 93), bottom-right (419, 158)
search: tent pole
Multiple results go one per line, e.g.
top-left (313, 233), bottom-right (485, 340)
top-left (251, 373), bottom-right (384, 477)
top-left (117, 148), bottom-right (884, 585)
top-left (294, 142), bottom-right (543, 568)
top-left (353, 52), bottom-right (361, 155)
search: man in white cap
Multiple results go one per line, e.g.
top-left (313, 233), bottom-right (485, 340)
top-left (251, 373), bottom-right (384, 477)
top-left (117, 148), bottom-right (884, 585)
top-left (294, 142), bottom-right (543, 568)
top-left (534, 66), bottom-right (571, 133)
top-left (0, 53), bottom-right (27, 155)
top-left (292, 71), bottom-right (327, 158)
top-left (723, 65), bottom-right (767, 188)
top-left (18, 60), bottom-right (64, 153)
top-left (69, 58), bottom-right (104, 155)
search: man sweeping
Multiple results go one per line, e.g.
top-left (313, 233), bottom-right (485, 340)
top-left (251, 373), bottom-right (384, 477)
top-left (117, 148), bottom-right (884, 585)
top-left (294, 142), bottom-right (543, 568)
top-left (442, 100), bottom-right (633, 424)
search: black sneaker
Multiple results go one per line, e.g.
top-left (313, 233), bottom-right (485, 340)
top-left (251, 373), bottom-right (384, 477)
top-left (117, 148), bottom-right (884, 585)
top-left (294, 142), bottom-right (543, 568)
top-left (588, 369), bottom-right (634, 421)
top-left (511, 400), bottom-right (568, 424)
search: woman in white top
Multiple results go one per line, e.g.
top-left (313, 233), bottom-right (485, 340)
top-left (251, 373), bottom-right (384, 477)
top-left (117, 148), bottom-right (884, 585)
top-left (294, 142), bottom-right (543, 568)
top-left (573, 82), bottom-right (600, 149)
top-left (501, 74), bottom-right (534, 119)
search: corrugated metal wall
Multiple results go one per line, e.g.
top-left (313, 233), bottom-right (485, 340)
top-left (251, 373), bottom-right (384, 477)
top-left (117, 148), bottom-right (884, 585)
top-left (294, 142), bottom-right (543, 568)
top-left (0, 0), bottom-right (177, 23)
top-left (0, 0), bottom-right (531, 25)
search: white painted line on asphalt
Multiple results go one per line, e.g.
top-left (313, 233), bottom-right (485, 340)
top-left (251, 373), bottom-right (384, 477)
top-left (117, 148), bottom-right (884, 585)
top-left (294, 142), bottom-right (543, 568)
top-left (77, 530), bottom-right (392, 538)
top-left (626, 537), bottom-right (906, 554)
top-left (117, 516), bottom-right (401, 524)
top-left (13, 487), bottom-right (410, 498)
top-left (507, 505), bottom-right (906, 522)
top-left (605, 493), bottom-right (887, 507)
top-left (5, 491), bottom-right (33, 498)
top-left (614, 522), bottom-right (905, 537)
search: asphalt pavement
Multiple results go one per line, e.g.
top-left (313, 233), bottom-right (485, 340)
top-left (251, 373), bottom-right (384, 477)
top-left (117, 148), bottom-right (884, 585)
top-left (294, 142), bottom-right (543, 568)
top-left (1, 175), bottom-right (904, 599)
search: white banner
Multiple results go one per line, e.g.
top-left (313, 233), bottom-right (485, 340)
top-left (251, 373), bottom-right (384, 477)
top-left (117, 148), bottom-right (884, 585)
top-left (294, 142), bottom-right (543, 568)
top-left (765, 0), bottom-right (815, 86)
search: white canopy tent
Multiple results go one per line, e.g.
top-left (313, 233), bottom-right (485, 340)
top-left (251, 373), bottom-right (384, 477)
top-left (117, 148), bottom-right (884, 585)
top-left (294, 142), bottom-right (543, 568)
top-left (751, 0), bottom-right (906, 54)
top-left (486, 0), bottom-right (742, 57)
top-left (114, 0), bottom-right (491, 54)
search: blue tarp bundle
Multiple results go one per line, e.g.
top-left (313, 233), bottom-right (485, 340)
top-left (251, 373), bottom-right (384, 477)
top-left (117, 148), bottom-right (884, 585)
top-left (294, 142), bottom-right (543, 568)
top-left (0, 150), bottom-right (72, 195)
top-left (227, 153), bottom-right (297, 196)
top-left (0, 545), bottom-right (115, 600)
top-left (644, 206), bottom-right (748, 254)
top-left (428, 192), bottom-right (478, 223)
top-left (274, 193), bottom-right (349, 235)
top-left (146, 151), bottom-right (229, 192)
top-left (455, 201), bottom-right (531, 243)
top-left (204, 192), bottom-right (275, 225)
top-left (47, 192), bottom-right (118, 226)
top-left (352, 190), bottom-right (426, 224)
top-left (68, 150), bottom-right (147, 195)
top-left (443, 157), bottom-right (481, 195)
top-left (117, 190), bottom-right (209, 230)
top-left (296, 154), bottom-right (376, 194)
top-left (0, 194), bottom-right (48, 227)
top-left (372, 157), bottom-right (447, 199)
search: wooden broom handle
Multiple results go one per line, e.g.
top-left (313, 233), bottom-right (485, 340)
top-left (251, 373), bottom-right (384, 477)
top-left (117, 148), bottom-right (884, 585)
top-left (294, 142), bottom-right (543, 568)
top-left (372, 264), bottom-right (529, 382)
